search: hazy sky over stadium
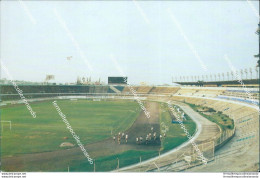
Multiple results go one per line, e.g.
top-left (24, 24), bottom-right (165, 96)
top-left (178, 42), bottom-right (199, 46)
top-left (1, 1), bottom-right (259, 85)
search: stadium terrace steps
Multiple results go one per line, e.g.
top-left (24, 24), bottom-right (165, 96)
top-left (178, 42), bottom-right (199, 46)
top-left (109, 85), bottom-right (121, 94)
top-left (171, 95), bottom-right (259, 172)
top-left (136, 86), bottom-right (153, 93)
top-left (176, 87), bottom-right (259, 103)
top-left (122, 86), bottom-right (138, 93)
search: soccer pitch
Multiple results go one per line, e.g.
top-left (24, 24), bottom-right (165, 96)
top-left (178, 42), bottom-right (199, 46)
top-left (1, 99), bottom-right (140, 156)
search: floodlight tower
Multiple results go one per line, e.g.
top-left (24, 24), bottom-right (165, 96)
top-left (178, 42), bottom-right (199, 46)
top-left (240, 69), bottom-right (244, 80)
top-left (235, 70), bottom-right (239, 79)
top-left (244, 68), bottom-right (248, 79)
top-left (249, 68), bottom-right (253, 79)
top-left (231, 71), bottom-right (234, 80)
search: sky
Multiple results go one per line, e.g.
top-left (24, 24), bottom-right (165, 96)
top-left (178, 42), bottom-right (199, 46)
top-left (1, 1), bottom-right (259, 85)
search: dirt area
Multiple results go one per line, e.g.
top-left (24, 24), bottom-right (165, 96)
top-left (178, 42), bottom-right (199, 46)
top-left (124, 101), bottom-right (161, 146)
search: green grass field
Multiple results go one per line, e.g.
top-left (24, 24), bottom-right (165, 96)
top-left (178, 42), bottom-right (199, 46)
top-left (66, 150), bottom-right (159, 172)
top-left (187, 103), bottom-right (234, 131)
top-left (159, 103), bottom-right (197, 153)
top-left (1, 99), bottom-right (140, 156)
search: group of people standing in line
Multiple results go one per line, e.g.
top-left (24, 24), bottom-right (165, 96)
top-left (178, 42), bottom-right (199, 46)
top-left (113, 132), bottom-right (128, 144)
top-left (113, 127), bottom-right (166, 145)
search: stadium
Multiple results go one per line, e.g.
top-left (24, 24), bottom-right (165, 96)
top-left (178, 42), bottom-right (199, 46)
top-left (0, 74), bottom-right (259, 172)
top-left (0, 0), bottom-right (259, 174)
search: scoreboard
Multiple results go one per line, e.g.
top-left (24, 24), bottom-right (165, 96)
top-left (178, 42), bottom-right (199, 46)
top-left (108, 77), bottom-right (127, 84)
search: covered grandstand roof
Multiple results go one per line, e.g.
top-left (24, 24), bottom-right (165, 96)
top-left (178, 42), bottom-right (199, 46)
top-left (175, 79), bottom-right (259, 87)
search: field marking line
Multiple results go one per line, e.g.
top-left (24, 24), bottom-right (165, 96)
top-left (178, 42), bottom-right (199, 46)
top-left (1, 121), bottom-right (12, 130)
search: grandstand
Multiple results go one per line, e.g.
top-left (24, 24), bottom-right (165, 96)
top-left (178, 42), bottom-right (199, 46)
top-left (223, 88), bottom-right (259, 100)
top-left (175, 79), bottom-right (259, 88)
top-left (170, 95), bottom-right (258, 172)
top-left (1, 84), bottom-right (258, 106)
top-left (136, 86), bottom-right (153, 94)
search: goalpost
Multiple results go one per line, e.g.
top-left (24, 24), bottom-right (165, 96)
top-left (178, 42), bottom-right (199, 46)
top-left (1, 121), bottom-right (12, 131)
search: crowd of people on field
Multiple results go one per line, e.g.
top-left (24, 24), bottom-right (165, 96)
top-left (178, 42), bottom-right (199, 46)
top-left (113, 132), bottom-right (128, 145)
top-left (112, 126), bottom-right (166, 145)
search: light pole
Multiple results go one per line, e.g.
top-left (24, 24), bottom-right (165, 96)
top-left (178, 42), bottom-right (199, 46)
top-left (256, 67), bottom-right (259, 79)
top-left (240, 69), bottom-right (244, 80)
top-left (244, 68), bottom-right (248, 79)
